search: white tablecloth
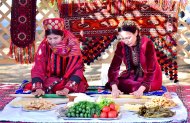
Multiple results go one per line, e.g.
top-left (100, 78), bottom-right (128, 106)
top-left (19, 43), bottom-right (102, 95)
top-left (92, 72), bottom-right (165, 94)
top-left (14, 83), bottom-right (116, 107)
top-left (0, 92), bottom-right (187, 122)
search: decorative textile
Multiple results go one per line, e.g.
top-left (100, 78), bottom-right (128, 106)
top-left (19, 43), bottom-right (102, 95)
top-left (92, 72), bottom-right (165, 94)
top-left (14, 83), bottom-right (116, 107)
top-left (60, 0), bottom-right (179, 82)
top-left (132, 47), bottom-right (139, 66)
top-left (10, 0), bottom-right (37, 64)
top-left (0, 84), bottom-right (19, 110)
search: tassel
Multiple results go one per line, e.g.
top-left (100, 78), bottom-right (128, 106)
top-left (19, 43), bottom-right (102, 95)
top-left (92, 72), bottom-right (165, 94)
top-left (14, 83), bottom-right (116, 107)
top-left (57, 0), bottom-right (62, 12)
top-left (51, 0), bottom-right (54, 5)
top-left (68, 0), bottom-right (73, 16)
top-left (8, 41), bottom-right (13, 58)
top-left (9, 42), bottom-right (35, 64)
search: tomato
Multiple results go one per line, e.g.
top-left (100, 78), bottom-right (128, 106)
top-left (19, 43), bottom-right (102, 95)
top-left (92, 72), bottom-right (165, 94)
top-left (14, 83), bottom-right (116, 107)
top-left (93, 114), bottom-right (99, 118)
top-left (109, 103), bottom-right (115, 110)
top-left (100, 112), bottom-right (108, 118)
top-left (108, 110), bottom-right (117, 118)
top-left (102, 106), bottom-right (110, 113)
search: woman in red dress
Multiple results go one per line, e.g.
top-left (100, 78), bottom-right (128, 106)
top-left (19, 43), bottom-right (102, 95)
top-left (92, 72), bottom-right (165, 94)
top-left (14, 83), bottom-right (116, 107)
top-left (105, 20), bottom-right (162, 98)
top-left (31, 18), bottom-right (88, 96)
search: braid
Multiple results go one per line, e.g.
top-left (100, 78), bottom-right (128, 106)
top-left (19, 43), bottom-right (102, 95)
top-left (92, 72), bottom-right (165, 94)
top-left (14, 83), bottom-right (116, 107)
top-left (125, 45), bottom-right (131, 75)
top-left (134, 34), bottom-right (141, 81)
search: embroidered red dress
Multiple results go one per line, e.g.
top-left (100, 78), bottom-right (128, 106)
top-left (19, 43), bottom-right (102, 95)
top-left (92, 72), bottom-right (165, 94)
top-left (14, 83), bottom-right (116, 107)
top-left (31, 29), bottom-right (88, 93)
top-left (106, 36), bottom-right (162, 94)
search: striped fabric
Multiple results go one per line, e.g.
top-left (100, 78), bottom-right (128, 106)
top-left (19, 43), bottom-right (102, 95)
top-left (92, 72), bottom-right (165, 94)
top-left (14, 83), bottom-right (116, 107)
top-left (49, 54), bottom-right (82, 79)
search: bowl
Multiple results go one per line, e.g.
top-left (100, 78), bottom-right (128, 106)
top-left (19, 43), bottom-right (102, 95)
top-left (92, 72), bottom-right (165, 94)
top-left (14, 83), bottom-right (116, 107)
top-left (68, 93), bottom-right (86, 102)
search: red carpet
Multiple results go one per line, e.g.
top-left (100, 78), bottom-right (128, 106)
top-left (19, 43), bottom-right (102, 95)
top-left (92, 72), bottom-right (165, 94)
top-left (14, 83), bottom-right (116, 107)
top-left (0, 83), bottom-right (19, 110)
top-left (0, 84), bottom-right (189, 122)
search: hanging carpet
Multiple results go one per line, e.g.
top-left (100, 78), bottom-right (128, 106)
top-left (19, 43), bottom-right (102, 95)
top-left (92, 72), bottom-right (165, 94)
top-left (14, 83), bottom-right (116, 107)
top-left (60, 0), bottom-right (180, 83)
top-left (9, 0), bottom-right (37, 64)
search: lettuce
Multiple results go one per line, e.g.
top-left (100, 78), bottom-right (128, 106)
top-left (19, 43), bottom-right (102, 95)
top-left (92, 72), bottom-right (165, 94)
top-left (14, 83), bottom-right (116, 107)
top-left (96, 96), bottom-right (114, 109)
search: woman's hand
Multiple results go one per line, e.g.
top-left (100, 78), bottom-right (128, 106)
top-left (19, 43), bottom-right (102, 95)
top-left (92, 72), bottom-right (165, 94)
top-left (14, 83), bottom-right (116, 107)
top-left (163, 92), bottom-right (172, 99)
top-left (130, 90), bottom-right (144, 98)
top-left (56, 88), bottom-right (69, 96)
top-left (111, 84), bottom-right (123, 98)
top-left (32, 89), bottom-right (45, 97)
top-left (130, 86), bottom-right (146, 98)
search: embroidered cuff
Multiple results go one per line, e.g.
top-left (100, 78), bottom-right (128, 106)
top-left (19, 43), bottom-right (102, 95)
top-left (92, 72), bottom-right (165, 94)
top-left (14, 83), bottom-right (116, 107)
top-left (65, 81), bottom-right (78, 92)
top-left (32, 82), bottom-right (43, 91)
top-left (109, 81), bottom-right (118, 86)
top-left (32, 77), bottom-right (43, 84)
top-left (141, 82), bottom-right (150, 92)
top-left (70, 75), bottom-right (81, 83)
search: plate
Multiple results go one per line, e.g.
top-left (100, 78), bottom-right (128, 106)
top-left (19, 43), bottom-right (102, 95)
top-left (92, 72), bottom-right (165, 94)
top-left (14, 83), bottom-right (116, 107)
top-left (61, 113), bottom-right (121, 120)
top-left (22, 106), bottom-right (57, 112)
top-left (10, 100), bottom-right (31, 108)
top-left (138, 115), bottom-right (174, 121)
top-left (165, 104), bottom-right (179, 109)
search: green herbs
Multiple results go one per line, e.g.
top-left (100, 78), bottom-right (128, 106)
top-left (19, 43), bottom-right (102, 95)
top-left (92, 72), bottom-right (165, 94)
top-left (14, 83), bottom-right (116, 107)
top-left (138, 106), bottom-right (176, 118)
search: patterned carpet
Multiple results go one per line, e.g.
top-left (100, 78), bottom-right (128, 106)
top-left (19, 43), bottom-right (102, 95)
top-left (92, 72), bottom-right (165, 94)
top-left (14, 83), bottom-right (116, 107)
top-left (0, 84), bottom-right (189, 122)
top-left (0, 83), bottom-right (19, 110)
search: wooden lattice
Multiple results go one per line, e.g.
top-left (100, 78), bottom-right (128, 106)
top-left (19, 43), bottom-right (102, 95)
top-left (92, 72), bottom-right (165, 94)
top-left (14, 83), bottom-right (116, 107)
top-left (178, 7), bottom-right (190, 64)
top-left (0, 0), bottom-right (11, 62)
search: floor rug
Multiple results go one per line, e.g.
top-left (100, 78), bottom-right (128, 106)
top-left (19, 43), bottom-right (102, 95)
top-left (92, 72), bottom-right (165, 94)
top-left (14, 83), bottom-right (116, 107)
top-left (0, 84), bottom-right (19, 111)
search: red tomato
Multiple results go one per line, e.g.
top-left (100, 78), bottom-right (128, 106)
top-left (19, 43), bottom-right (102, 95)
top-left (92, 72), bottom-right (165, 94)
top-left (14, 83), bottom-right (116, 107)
top-left (109, 103), bottom-right (115, 110)
top-left (108, 110), bottom-right (117, 118)
top-left (102, 106), bottom-right (110, 113)
top-left (100, 112), bottom-right (108, 118)
top-left (93, 114), bottom-right (99, 118)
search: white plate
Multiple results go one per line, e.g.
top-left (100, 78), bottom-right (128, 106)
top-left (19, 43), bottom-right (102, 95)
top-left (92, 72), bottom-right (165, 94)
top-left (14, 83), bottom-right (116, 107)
top-left (10, 100), bottom-right (31, 108)
top-left (138, 115), bottom-right (174, 121)
top-left (10, 105), bottom-right (22, 108)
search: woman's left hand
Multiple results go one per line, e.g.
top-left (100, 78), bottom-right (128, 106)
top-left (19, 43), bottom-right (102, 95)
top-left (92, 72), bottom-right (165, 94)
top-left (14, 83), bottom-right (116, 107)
top-left (130, 90), bottom-right (144, 98)
top-left (56, 88), bottom-right (69, 96)
top-left (130, 85), bottom-right (146, 98)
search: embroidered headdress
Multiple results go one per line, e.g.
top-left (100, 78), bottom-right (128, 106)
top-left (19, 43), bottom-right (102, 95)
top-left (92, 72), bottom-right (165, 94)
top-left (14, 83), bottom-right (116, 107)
top-left (43, 18), bottom-right (64, 31)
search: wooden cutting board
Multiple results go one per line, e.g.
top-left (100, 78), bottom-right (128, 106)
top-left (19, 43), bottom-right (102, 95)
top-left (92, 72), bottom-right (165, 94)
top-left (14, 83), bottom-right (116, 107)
top-left (94, 94), bottom-right (152, 99)
top-left (112, 98), bottom-right (150, 106)
top-left (92, 94), bottom-right (154, 106)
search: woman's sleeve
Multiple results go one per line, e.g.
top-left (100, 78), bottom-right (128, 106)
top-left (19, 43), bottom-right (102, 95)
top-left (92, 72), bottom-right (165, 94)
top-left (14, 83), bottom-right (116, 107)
top-left (31, 41), bottom-right (47, 88)
top-left (141, 40), bottom-right (157, 91)
top-left (107, 42), bottom-right (123, 86)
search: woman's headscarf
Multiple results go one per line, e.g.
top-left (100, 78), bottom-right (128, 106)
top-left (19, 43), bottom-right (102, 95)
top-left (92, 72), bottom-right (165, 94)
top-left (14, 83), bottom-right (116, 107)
top-left (43, 18), bottom-right (81, 56)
